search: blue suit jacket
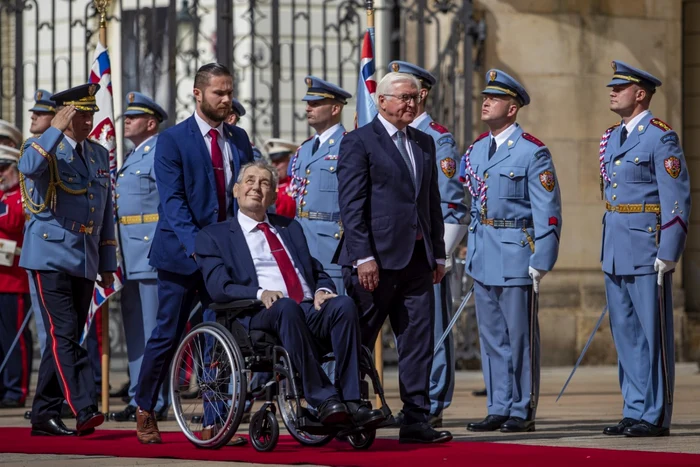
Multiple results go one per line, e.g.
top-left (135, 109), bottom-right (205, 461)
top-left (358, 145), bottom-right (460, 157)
top-left (149, 115), bottom-right (254, 275)
top-left (335, 116), bottom-right (445, 270)
top-left (601, 113), bottom-right (691, 276)
top-left (116, 134), bottom-right (160, 280)
top-left (194, 214), bottom-right (336, 309)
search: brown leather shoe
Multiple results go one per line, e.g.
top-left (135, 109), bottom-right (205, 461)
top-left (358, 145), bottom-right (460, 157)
top-left (201, 425), bottom-right (247, 446)
top-left (136, 407), bottom-right (162, 444)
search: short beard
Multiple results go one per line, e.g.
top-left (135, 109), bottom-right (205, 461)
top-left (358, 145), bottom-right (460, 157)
top-left (200, 100), bottom-right (228, 124)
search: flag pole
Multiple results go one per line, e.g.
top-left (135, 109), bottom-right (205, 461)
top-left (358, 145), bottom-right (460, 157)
top-left (95, 0), bottom-right (110, 416)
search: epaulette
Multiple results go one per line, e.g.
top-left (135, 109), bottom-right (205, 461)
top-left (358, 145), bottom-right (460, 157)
top-left (429, 121), bottom-right (450, 135)
top-left (607, 122), bottom-right (620, 131)
top-left (650, 118), bottom-right (673, 132)
top-left (522, 133), bottom-right (545, 147)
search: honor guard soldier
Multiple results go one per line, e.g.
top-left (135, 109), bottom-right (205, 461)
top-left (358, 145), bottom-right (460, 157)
top-left (0, 146), bottom-right (33, 409)
top-left (0, 120), bottom-right (21, 148)
top-left (264, 138), bottom-right (297, 218)
top-left (599, 61), bottom-right (690, 437)
top-left (109, 92), bottom-right (170, 423)
top-left (19, 83), bottom-right (116, 436)
top-left (226, 98), bottom-right (263, 161)
top-left (460, 70), bottom-right (562, 433)
top-left (288, 76), bottom-right (351, 293)
top-left (389, 61), bottom-right (468, 427)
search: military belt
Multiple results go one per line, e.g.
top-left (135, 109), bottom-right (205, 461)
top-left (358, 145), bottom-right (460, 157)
top-left (480, 218), bottom-right (532, 229)
top-left (119, 213), bottom-right (160, 225)
top-left (297, 211), bottom-right (341, 222)
top-left (605, 202), bottom-right (661, 213)
top-left (62, 219), bottom-right (102, 236)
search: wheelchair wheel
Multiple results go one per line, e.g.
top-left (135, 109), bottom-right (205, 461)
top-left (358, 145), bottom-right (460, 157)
top-left (276, 353), bottom-right (335, 447)
top-left (348, 429), bottom-right (376, 450)
top-left (249, 409), bottom-right (279, 452)
top-left (170, 322), bottom-right (247, 449)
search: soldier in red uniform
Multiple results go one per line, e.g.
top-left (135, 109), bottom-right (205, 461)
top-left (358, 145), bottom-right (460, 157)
top-left (264, 138), bottom-right (297, 219)
top-left (0, 145), bottom-right (33, 408)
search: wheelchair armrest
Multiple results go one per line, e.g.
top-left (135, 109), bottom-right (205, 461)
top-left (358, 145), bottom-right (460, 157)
top-left (210, 299), bottom-right (263, 311)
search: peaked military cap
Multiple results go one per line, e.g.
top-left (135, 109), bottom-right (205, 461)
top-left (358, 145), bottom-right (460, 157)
top-left (388, 60), bottom-right (437, 89)
top-left (0, 120), bottom-right (21, 147)
top-left (607, 60), bottom-right (662, 90)
top-left (0, 145), bottom-right (20, 165)
top-left (124, 91), bottom-right (168, 122)
top-left (231, 98), bottom-right (247, 117)
top-left (483, 69), bottom-right (530, 106)
top-left (264, 138), bottom-right (297, 162)
top-left (29, 89), bottom-right (56, 113)
top-left (52, 83), bottom-right (100, 112)
top-left (302, 76), bottom-right (352, 105)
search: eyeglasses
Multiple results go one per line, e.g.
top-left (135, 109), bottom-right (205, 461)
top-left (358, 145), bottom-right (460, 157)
top-left (383, 93), bottom-right (422, 104)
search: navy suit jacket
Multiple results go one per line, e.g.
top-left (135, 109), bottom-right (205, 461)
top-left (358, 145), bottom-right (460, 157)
top-left (335, 116), bottom-right (445, 270)
top-left (149, 115), bottom-right (254, 275)
top-left (195, 214), bottom-right (336, 308)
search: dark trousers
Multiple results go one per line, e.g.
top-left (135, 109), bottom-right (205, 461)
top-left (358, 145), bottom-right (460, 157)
top-left (29, 270), bottom-right (95, 424)
top-left (135, 269), bottom-right (211, 412)
top-left (343, 241), bottom-right (435, 425)
top-left (0, 293), bottom-right (33, 404)
top-left (245, 296), bottom-right (361, 407)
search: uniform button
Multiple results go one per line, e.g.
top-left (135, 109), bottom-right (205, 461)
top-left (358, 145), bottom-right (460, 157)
top-left (89, 194), bottom-right (94, 200)
top-left (612, 183), bottom-right (617, 188)
top-left (634, 157), bottom-right (639, 163)
top-left (303, 190), bottom-right (308, 195)
top-left (87, 182), bottom-right (92, 187)
top-left (144, 236), bottom-right (149, 241)
top-left (469, 226), bottom-right (473, 232)
top-left (136, 170), bottom-right (141, 174)
top-left (214, 209), bottom-right (218, 213)
top-left (612, 195), bottom-right (617, 200)
top-left (484, 172), bottom-right (488, 179)
top-left (647, 227), bottom-right (653, 232)
top-left (509, 172), bottom-right (514, 177)
top-left (330, 167), bottom-right (335, 172)
top-left (334, 233), bottom-right (339, 239)
top-left (88, 220), bottom-right (94, 226)
top-left (301, 201), bottom-right (306, 206)
top-left (90, 207), bottom-right (95, 213)
top-left (119, 173), bottom-right (124, 178)
top-left (305, 179), bottom-right (310, 185)
top-left (42, 233), bottom-right (48, 239)
top-left (614, 160), bottom-right (621, 166)
top-left (115, 194), bottom-right (120, 199)
top-left (306, 169), bottom-right (311, 175)
top-left (612, 172), bottom-right (616, 177)
top-left (520, 240), bottom-right (525, 245)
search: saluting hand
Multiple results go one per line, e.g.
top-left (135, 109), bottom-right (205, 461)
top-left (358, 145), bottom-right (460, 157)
top-left (261, 290), bottom-right (284, 309)
top-left (358, 260), bottom-right (379, 292)
top-left (51, 105), bottom-right (77, 132)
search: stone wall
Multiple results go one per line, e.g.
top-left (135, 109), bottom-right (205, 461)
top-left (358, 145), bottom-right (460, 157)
top-left (474, 0), bottom-right (690, 365)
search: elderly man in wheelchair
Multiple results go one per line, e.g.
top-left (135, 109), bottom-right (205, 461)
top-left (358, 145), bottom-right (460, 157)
top-left (171, 161), bottom-right (389, 451)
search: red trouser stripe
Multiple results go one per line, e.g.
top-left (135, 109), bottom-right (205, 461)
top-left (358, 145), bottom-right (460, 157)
top-left (36, 273), bottom-right (77, 415)
top-left (16, 295), bottom-right (28, 404)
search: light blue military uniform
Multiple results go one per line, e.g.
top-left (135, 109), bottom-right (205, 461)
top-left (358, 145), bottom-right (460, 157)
top-left (115, 92), bottom-right (169, 412)
top-left (459, 70), bottom-right (561, 423)
top-left (25, 89), bottom-right (56, 357)
top-left (600, 61), bottom-right (690, 432)
top-left (232, 98), bottom-right (263, 161)
top-left (288, 76), bottom-right (351, 293)
top-left (390, 60), bottom-right (468, 418)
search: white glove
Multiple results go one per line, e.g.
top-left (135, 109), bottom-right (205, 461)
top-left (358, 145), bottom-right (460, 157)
top-left (443, 224), bottom-right (468, 257)
top-left (654, 258), bottom-right (676, 286)
top-left (528, 266), bottom-right (547, 293)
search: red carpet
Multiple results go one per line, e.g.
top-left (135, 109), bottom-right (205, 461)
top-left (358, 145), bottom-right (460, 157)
top-left (0, 428), bottom-right (697, 466)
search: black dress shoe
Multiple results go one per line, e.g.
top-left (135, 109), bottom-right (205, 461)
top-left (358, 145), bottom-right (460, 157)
top-left (31, 418), bottom-right (77, 436)
top-left (500, 417), bottom-right (535, 433)
top-left (399, 422), bottom-right (452, 444)
top-left (346, 401), bottom-right (384, 429)
top-left (76, 405), bottom-right (105, 433)
top-left (603, 417), bottom-right (639, 436)
top-left (472, 388), bottom-right (488, 397)
top-left (317, 398), bottom-right (349, 425)
top-left (467, 414), bottom-right (509, 432)
top-left (110, 405), bottom-right (137, 422)
top-left (623, 420), bottom-right (670, 437)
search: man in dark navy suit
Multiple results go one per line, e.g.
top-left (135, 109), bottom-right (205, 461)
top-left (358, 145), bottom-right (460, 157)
top-left (195, 161), bottom-right (384, 429)
top-left (336, 72), bottom-right (451, 444)
top-left (134, 63), bottom-right (254, 444)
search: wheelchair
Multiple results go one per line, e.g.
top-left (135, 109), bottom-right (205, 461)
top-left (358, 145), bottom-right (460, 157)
top-left (169, 299), bottom-right (393, 452)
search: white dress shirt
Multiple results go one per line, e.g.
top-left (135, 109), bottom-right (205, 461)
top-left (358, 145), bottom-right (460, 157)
top-left (378, 113), bottom-right (416, 176)
top-left (62, 134), bottom-right (84, 155)
top-left (490, 123), bottom-right (519, 151)
top-left (194, 111), bottom-right (234, 208)
top-left (314, 122), bottom-right (342, 148)
top-left (623, 110), bottom-right (650, 136)
top-left (237, 211), bottom-right (316, 300)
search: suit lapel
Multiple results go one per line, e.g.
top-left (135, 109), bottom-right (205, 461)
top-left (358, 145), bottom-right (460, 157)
top-left (121, 135), bottom-right (156, 172)
top-left (189, 116), bottom-right (217, 193)
top-left (407, 128), bottom-right (424, 197)
top-left (61, 139), bottom-right (89, 178)
top-left (372, 117), bottom-right (414, 185)
top-left (228, 219), bottom-right (258, 285)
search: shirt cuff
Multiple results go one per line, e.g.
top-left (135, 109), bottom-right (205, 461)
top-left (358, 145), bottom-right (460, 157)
top-left (436, 259), bottom-right (446, 266)
top-left (353, 256), bottom-right (375, 268)
top-left (315, 288), bottom-right (334, 296)
top-left (256, 289), bottom-right (263, 300)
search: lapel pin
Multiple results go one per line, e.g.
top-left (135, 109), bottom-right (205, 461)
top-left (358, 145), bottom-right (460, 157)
top-left (329, 139), bottom-right (334, 145)
top-left (144, 146), bottom-right (150, 152)
top-left (90, 158), bottom-right (95, 164)
top-left (507, 140), bottom-right (514, 147)
top-left (228, 131), bottom-right (233, 137)
top-left (638, 125), bottom-right (644, 132)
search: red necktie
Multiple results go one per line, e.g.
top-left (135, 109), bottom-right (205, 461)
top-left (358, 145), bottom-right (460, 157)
top-left (257, 222), bottom-right (304, 303)
top-left (209, 129), bottom-right (227, 221)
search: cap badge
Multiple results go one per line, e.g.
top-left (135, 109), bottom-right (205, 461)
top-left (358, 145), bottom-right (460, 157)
top-left (88, 84), bottom-right (98, 96)
top-left (128, 93), bottom-right (135, 103)
top-left (391, 63), bottom-right (400, 72)
top-left (36, 91), bottom-right (43, 101)
top-left (611, 61), bottom-right (617, 72)
top-left (305, 77), bottom-right (312, 88)
top-left (489, 70), bottom-right (497, 82)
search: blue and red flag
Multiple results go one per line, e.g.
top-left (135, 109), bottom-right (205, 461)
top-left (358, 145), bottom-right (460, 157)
top-left (355, 27), bottom-right (378, 128)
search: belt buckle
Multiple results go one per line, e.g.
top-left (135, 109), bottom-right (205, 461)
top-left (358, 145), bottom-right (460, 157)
top-left (79, 225), bottom-right (93, 235)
